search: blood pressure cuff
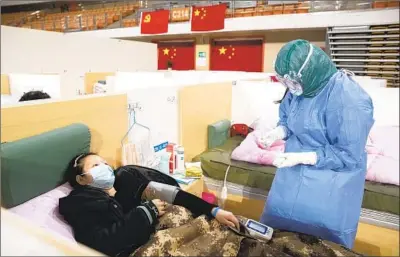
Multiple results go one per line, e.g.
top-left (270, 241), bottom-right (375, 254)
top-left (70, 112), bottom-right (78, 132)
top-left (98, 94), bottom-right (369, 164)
top-left (113, 165), bottom-right (216, 218)
top-left (146, 181), bottom-right (180, 204)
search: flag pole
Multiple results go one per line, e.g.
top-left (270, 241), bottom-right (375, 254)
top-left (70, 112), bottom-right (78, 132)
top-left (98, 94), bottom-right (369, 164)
top-left (189, 6), bottom-right (193, 23)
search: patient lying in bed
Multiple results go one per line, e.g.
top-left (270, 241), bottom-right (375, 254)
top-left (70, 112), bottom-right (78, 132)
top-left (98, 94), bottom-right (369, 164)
top-left (58, 153), bottom-right (361, 257)
top-left (58, 153), bottom-right (239, 257)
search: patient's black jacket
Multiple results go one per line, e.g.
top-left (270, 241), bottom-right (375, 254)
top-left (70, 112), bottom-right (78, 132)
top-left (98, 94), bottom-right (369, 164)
top-left (59, 165), bottom-right (216, 257)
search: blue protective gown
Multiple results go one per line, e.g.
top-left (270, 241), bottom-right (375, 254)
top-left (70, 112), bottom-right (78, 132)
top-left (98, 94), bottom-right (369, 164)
top-left (260, 71), bottom-right (374, 248)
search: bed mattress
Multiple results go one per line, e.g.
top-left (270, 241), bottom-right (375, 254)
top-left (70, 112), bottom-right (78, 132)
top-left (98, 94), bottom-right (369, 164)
top-left (197, 137), bottom-right (400, 217)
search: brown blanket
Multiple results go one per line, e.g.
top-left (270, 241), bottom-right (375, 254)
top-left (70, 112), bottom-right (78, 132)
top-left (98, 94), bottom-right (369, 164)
top-left (132, 206), bottom-right (361, 257)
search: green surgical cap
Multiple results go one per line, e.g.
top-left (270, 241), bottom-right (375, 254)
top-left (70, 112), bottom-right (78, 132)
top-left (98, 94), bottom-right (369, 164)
top-left (274, 39), bottom-right (338, 98)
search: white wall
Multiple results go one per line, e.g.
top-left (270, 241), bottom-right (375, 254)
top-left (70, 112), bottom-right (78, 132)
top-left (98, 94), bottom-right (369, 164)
top-left (232, 78), bottom-right (398, 128)
top-left (112, 71), bottom-right (273, 92)
top-left (1, 26), bottom-right (157, 97)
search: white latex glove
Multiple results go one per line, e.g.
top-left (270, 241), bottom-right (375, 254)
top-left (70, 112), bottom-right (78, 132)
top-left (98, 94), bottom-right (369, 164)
top-left (256, 126), bottom-right (287, 149)
top-left (273, 152), bottom-right (318, 168)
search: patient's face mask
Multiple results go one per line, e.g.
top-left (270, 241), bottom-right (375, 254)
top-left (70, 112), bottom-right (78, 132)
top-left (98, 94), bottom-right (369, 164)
top-left (276, 45), bottom-right (314, 97)
top-left (82, 164), bottom-right (115, 189)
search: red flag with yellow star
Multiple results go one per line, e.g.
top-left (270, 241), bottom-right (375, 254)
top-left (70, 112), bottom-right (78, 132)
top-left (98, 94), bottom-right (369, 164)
top-left (157, 42), bottom-right (195, 70)
top-left (191, 4), bottom-right (226, 31)
top-left (210, 40), bottom-right (263, 72)
top-left (140, 9), bottom-right (170, 34)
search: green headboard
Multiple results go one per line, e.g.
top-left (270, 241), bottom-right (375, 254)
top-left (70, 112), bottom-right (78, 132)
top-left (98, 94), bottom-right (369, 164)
top-left (207, 119), bottom-right (231, 149)
top-left (1, 123), bottom-right (91, 208)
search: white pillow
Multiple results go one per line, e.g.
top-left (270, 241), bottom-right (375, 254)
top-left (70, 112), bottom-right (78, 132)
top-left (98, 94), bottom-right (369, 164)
top-left (8, 73), bottom-right (61, 100)
top-left (1, 95), bottom-right (18, 105)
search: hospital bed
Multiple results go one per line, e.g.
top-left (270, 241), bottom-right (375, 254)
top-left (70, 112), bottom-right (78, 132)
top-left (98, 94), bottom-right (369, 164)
top-left (1, 207), bottom-right (102, 256)
top-left (1, 124), bottom-right (98, 243)
top-left (0, 123), bottom-right (121, 257)
top-left (196, 124), bottom-right (399, 225)
top-left (1, 93), bottom-right (128, 255)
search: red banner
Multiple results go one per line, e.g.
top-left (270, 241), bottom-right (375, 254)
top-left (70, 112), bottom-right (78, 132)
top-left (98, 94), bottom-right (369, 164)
top-left (158, 42), bottom-right (195, 70)
top-left (140, 10), bottom-right (169, 34)
top-left (191, 4), bottom-right (226, 32)
top-left (210, 40), bottom-right (263, 72)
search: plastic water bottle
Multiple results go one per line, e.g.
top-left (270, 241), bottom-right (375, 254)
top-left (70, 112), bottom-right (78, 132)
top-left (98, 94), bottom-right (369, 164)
top-left (175, 146), bottom-right (185, 174)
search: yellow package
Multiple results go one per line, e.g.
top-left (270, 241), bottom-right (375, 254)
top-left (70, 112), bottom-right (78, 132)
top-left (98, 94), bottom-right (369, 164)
top-left (185, 166), bottom-right (202, 178)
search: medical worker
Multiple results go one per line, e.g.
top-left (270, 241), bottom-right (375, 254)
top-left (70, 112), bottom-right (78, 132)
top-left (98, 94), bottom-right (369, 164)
top-left (258, 39), bottom-right (374, 248)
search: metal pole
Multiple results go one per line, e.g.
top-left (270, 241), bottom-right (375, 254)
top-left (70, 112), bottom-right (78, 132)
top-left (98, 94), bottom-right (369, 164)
top-left (65, 16), bottom-right (69, 30)
top-left (105, 12), bottom-right (108, 28)
top-left (232, 0), bottom-right (235, 18)
top-left (78, 16), bottom-right (82, 30)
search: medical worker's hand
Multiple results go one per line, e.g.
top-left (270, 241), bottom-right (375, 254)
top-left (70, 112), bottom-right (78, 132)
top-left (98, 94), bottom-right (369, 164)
top-left (214, 208), bottom-right (240, 229)
top-left (152, 199), bottom-right (168, 216)
top-left (273, 152), bottom-right (318, 168)
top-left (256, 126), bottom-right (287, 149)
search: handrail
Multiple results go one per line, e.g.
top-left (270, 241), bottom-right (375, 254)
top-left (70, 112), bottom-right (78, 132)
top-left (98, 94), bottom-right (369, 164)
top-left (4, 0), bottom-right (399, 32)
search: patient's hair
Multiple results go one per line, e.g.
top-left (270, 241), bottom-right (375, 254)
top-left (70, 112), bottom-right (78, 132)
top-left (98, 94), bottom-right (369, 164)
top-left (19, 90), bottom-right (51, 102)
top-left (65, 152), bottom-right (97, 188)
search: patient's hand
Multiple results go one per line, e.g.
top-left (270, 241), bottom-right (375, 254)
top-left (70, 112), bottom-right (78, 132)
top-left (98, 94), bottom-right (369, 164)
top-left (214, 209), bottom-right (240, 229)
top-left (152, 199), bottom-right (168, 216)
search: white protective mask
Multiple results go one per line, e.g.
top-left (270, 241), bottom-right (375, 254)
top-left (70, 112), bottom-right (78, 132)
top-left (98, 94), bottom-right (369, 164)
top-left (82, 163), bottom-right (115, 189)
top-left (276, 44), bottom-right (314, 97)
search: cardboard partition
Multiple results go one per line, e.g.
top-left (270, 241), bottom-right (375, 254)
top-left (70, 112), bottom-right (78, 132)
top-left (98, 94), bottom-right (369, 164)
top-left (1, 94), bottom-right (128, 167)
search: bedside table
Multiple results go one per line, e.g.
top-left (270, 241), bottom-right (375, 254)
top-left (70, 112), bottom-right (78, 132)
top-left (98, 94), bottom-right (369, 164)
top-left (179, 176), bottom-right (204, 197)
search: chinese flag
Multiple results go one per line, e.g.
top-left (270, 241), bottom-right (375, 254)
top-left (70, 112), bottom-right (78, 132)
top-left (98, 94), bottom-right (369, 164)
top-left (140, 10), bottom-right (169, 34)
top-left (191, 4), bottom-right (226, 32)
top-left (210, 40), bottom-right (263, 72)
top-left (158, 42), bottom-right (195, 70)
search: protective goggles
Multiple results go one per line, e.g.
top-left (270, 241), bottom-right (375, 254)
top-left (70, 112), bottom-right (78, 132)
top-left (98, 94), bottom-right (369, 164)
top-left (275, 44), bottom-right (314, 95)
top-left (275, 74), bottom-right (303, 93)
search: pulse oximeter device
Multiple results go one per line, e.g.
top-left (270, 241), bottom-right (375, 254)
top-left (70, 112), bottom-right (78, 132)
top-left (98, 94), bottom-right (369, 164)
top-left (244, 219), bottom-right (273, 241)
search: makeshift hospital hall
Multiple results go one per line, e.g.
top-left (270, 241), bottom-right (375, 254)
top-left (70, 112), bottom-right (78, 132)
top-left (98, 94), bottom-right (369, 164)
top-left (1, 1), bottom-right (399, 257)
